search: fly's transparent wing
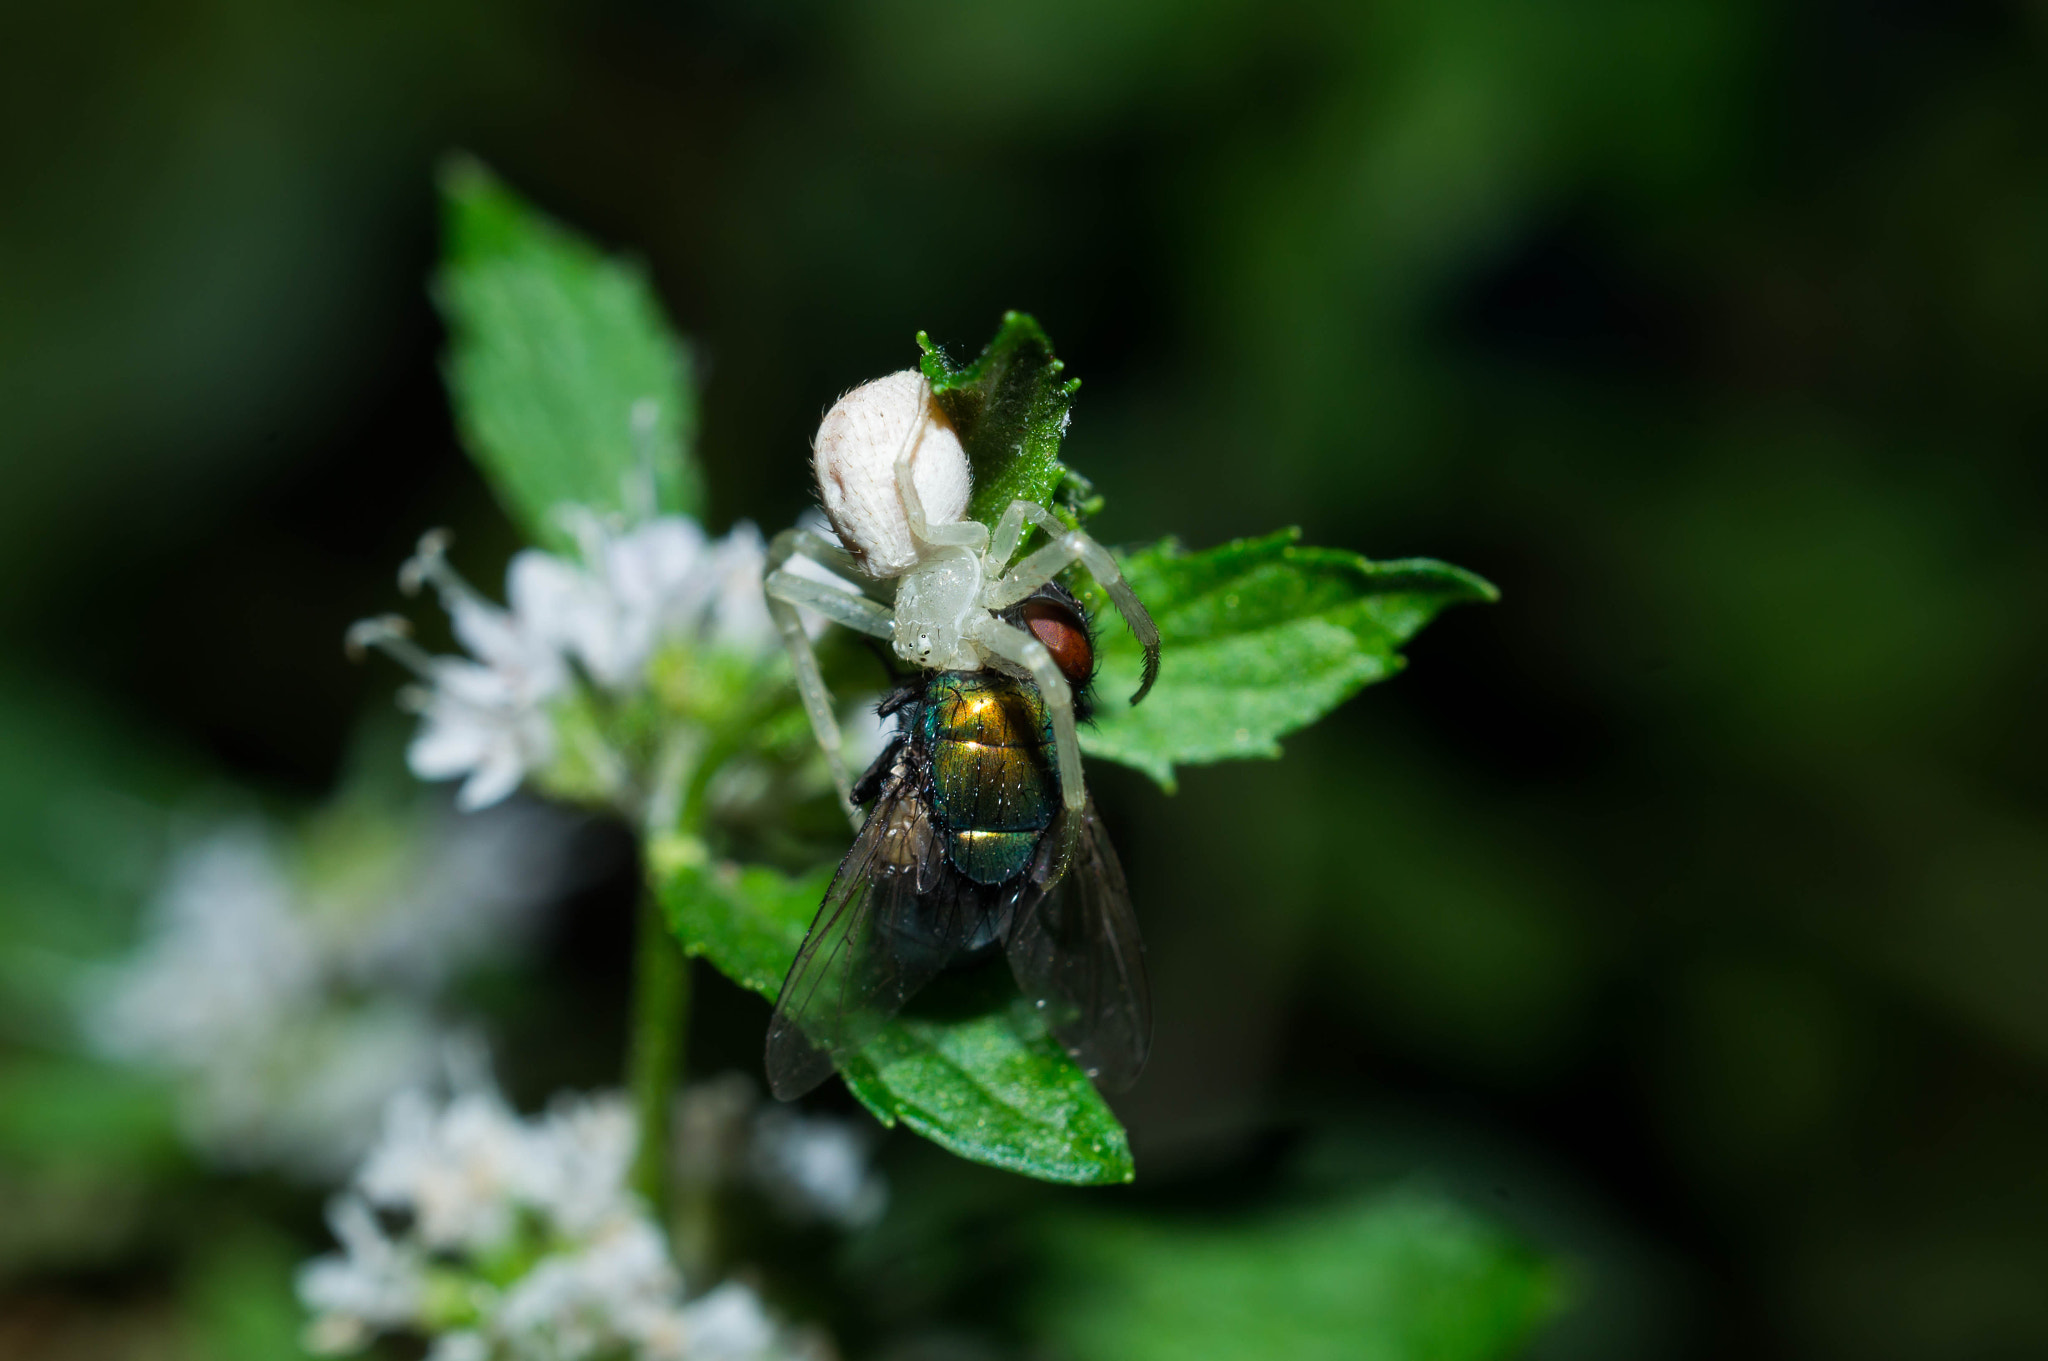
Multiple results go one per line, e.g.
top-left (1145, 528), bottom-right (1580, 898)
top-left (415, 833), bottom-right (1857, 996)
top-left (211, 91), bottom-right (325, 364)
top-left (765, 773), bottom-right (962, 1100)
top-left (1005, 798), bottom-right (1152, 1091)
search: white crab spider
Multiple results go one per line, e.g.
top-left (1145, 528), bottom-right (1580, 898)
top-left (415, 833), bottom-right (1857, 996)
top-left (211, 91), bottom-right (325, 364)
top-left (764, 369), bottom-right (1160, 827)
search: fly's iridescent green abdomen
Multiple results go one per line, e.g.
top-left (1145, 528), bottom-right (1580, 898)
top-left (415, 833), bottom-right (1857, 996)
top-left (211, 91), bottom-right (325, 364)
top-left (919, 671), bottom-right (1058, 885)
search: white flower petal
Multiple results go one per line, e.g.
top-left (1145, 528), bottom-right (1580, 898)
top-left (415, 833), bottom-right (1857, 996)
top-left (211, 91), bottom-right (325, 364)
top-left (407, 711), bottom-right (494, 782)
top-left (507, 551), bottom-right (595, 651)
top-left (681, 1282), bottom-right (778, 1359)
top-left (303, 1072), bottom-right (826, 1361)
top-left (297, 1193), bottom-right (426, 1340)
top-left (708, 521), bottom-right (777, 654)
top-left (606, 517), bottom-right (708, 624)
top-left (431, 659), bottom-right (518, 710)
top-left (446, 596), bottom-right (522, 672)
top-left (455, 748), bottom-right (526, 812)
top-left (425, 1331), bottom-right (489, 1361)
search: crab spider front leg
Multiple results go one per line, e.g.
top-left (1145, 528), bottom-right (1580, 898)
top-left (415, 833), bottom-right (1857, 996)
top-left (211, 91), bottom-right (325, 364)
top-left (984, 502), bottom-right (1162, 705)
top-left (985, 497), bottom-right (1042, 568)
top-left (896, 381), bottom-right (989, 555)
top-left (765, 566), bottom-right (894, 639)
top-left (764, 528), bottom-right (885, 829)
top-left (972, 614), bottom-right (1088, 813)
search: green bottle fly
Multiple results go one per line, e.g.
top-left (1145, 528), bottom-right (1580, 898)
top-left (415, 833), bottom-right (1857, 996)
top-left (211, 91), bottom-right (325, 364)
top-left (768, 580), bottom-right (1154, 1104)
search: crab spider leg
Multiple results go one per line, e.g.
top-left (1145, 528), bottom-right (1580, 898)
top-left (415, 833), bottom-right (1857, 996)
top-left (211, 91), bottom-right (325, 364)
top-left (764, 569), bottom-right (894, 638)
top-left (973, 615), bottom-right (1087, 812)
top-left (985, 503), bottom-right (1162, 705)
top-left (764, 529), bottom-right (864, 828)
top-left (767, 591), bottom-right (858, 827)
top-left (784, 524), bottom-right (897, 605)
top-left (775, 525), bottom-right (871, 587)
top-left (986, 497), bottom-right (1043, 568)
top-left (895, 380), bottom-right (989, 554)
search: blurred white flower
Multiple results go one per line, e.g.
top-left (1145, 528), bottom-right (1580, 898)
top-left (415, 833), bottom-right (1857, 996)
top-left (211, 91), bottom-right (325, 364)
top-left (302, 1074), bottom-right (815, 1361)
top-left (676, 1283), bottom-right (781, 1360)
top-left (407, 659), bottom-right (563, 814)
top-left (490, 1217), bottom-right (681, 1359)
top-left (748, 1107), bottom-right (887, 1231)
top-left (539, 511), bottom-right (787, 688)
top-left (299, 1196), bottom-right (426, 1352)
top-left (357, 1084), bottom-right (637, 1253)
top-left (357, 514), bottom-right (791, 813)
top-left (84, 800), bottom-right (570, 1178)
top-left (370, 530), bottom-right (578, 812)
top-left (333, 798), bottom-right (576, 996)
top-left (89, 827), bottom-right (319, 1068)
top-left (677, 1075), bottom-right (886, 1231)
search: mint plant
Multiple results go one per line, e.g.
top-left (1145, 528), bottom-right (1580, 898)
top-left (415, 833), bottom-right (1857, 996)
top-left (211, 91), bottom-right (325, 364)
top-left (366, 161), bottom-right (1496, 1197)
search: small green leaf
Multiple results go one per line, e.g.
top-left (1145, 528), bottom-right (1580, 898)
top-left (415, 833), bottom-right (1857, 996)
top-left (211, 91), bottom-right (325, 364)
top-left (1036, 1189), bottom-right (1566, 1361)
top-left (1079, 530), bottom-right (1498, 790)
top-left (919, 312), bottom-right (1081, 525)
top-left (656, 846), bottom-right (1134, 1185)
top-left (656, 845), bottom-right (830, 1000)
top-left (436, 155), bottom-right (702, 551)
top-left (839, 1007), bottom-right (1134, 1186)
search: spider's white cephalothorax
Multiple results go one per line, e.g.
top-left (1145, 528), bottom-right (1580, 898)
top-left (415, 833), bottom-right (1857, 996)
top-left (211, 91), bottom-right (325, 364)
top-left (765, 370), bottom-right (1160, 826)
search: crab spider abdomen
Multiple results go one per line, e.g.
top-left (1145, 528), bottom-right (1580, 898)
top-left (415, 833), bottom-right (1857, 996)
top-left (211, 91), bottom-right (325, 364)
top-left (812, 370), bottom-right (971, 578)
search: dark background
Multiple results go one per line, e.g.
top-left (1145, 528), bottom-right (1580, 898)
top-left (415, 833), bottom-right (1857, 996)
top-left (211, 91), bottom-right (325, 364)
top-left (6, 2), bottom-right (2048, 1357)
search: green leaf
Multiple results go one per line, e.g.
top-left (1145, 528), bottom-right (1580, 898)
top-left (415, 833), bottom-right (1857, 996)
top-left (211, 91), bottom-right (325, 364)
top-left (838, 1007), bottom-right (1133, 1186)
top-left (656, 844), bottom-right (1133, 1185)
top-left (1078, 530), bottom-right (1498, 791)
top-left (656, 842), bottom-right (831, 1000)
top-left (1036, 1189), bottom-right (1566, 1361)
top-left (436, 155), bottom-right (702, 552)
top-left (919, 312), bottom-right (1082, 525)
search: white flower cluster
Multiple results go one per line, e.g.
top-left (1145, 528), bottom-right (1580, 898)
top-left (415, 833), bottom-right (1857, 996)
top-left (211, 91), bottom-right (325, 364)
top-left (301, 1079), bottom-right (816, 1361)
top-left (85, 803), bottom-right (568, 1178)
top-left (676, 1075), bottom-right (887, 1232)
top-left (354, 514), bottom-right (790, 814)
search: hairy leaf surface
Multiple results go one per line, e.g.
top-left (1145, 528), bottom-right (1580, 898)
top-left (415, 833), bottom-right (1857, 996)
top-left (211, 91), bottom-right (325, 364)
top-left (838, 1008), bottom-right (1133, 1185)
top-left (1079, 531), bottom-right (1498, 789)
top-left (919, 312), bottom-right (1080, 525)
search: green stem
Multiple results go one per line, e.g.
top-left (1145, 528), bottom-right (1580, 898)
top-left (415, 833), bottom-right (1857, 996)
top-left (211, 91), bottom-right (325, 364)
top-left (628, 884), bottom-right (689, 1217)
top-left (626, 708), bottom-right (768, 1247)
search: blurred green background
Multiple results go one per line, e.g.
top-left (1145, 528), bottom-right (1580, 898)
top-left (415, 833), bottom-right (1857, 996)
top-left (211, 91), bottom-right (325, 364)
top-left (6, 1), bottom-right (2048, 1357)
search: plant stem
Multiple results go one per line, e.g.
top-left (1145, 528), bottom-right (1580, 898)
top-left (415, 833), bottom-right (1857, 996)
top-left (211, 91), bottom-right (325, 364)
top-left (628, 884), bottom-right (689, 1218)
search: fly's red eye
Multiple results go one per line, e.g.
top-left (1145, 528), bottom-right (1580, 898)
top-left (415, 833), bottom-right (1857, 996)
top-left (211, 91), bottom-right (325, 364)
top-left (1018, 598), bottom-right (1093, 690)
